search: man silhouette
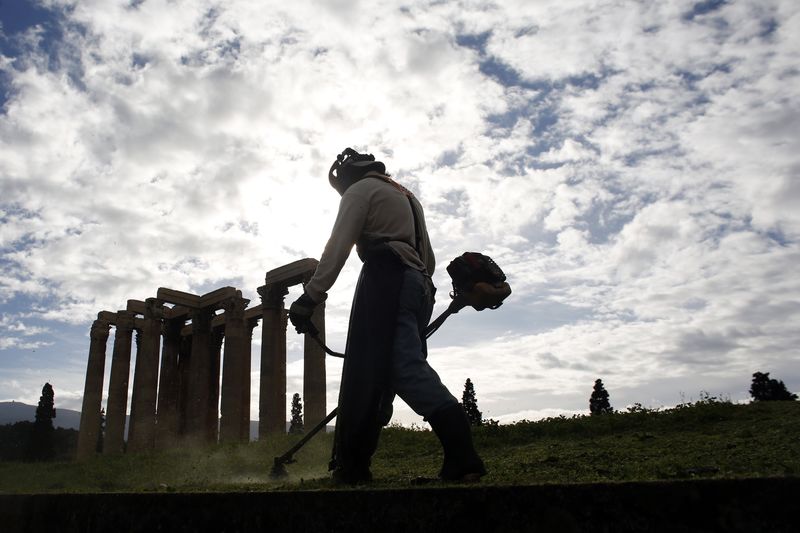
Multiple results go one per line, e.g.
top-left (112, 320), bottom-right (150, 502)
top-left (289, 148), bottom-right (485, 484)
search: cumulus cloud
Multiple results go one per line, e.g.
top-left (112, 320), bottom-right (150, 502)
top-left (1, 0), bottom-right (798, 423)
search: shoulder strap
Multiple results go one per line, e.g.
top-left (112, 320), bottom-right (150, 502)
top-left (407, 196), bottom-right (423, 258)
top-left (365, 174), bottom-right (422, 256)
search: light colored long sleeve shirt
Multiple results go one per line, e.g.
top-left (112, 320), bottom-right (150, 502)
top-left (304, 172), bottom-right (435, 303)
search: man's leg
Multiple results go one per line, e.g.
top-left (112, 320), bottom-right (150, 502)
top-left (426, 403), bottom-right (486, 481)
top-left (390, 269), bottom-right (485, 481)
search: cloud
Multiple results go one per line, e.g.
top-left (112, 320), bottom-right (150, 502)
top-left (0, 0), bottom-right (798, 424)
top-left (0, 337), bottom-right (52, 350)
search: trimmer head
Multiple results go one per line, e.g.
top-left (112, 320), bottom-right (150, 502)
top-left (269, 457), bottom-right (291, 479)
top-left (267, 408), bottom-right (340, 479)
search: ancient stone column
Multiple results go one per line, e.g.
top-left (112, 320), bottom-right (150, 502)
top-left (177, 333), bottom-right (192, 436)
top-left (303, 302), bottom-right (327, 429)
top-left (242, 319), bottom-right (258, 441)
top-left (219, 293), bottom-right (248, 442)
top-left (258, 284), bottom-right (288, 437)
top-left (127, 298), bottom-right (164, 452)
top-left (76, 316), bottom-right (110, 460)
top-left (104, 311), bottom-right (135, 455)
top-left (185, 308), bottom-right (213, 444)
top-left (155, 317), bottom-right (183, 448)
top-left (208, 328), bottom-right (224, 442)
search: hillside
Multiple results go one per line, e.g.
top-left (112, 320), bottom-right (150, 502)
top-left (0, 402), bottom-right (322, 440)
top-left (0, 402), bottom-right (81, 430)
top-left (0, 399), bottom-right (797, 494)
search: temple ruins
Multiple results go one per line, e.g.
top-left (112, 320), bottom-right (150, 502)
top-left (76, 258), bottom-right (326, 459)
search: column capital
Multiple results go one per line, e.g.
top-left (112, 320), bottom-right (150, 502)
top-left (257, 284), bottom-right (288, 309)
top-left (144, 298), bottom-right (165, 320)
top-left (90, 318), bottom-right (111, 341)
top-left (115, 310), bottom-right (136, 333)
top-left (221, 292), bottom-right (249, 321)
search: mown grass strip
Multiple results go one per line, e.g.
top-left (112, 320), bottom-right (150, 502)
top-left (0, 400), bottom-right (797, 493)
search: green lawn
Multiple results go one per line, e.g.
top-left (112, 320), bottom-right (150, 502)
top-left (1, 400), bottom-right (797, 493)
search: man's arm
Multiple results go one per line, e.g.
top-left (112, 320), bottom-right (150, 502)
top-left (289, 190), bottom-right (369, 333)
top-left (303, 189), bottom-right (369, 303)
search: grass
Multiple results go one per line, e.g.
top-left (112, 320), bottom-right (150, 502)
top-left (1, 400), bottom-right (798, 494)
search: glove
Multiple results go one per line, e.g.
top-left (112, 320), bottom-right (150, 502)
top-left (289, 292), bottom-right (317, 334)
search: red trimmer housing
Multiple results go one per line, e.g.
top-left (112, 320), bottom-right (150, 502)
top-left (446, 252), bottom-right (512, 311)
top-left (424, 252), bottom-right (512, 338)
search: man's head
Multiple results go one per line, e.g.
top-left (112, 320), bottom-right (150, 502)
top-left (328, 148), bottom-right (386, 195)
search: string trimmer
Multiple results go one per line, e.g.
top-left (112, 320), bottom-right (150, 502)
top-left (269, 252), bottom-right (511, 478)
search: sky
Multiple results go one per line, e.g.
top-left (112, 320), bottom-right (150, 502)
top-left (0, 0), bottom-right (798, 428)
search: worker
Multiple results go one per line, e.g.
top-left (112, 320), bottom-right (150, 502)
top-left (288, 148), bottom-right (486, 484)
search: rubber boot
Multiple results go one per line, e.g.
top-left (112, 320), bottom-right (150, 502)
top-left (428, 403), bottom-right (486, 481)
top-left (330, 419), bottom-right (382, 486)
top-left (331, 460), bottom-right (373, 486)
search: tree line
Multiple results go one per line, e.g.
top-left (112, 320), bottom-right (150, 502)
top-left (4, 372), bottom-right (793, 461)
top-left (458, 371), bottom-right (797, 425)
top-left (589, 371), bottom-right (797, 415)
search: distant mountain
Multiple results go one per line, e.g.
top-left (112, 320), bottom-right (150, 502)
top-left (0, 401), bottom-right (82, 430)
top-left (1, 402), bottom-right (333, 440)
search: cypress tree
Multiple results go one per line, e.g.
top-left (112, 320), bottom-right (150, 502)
top-left (26, 383), bottom-right (56, 461)
top-left (289, 393), bottom-right (304, 434)
top-left (461, 378), bottom-right (483, 426)
top-left (589, 379), bottom-right (613, 415)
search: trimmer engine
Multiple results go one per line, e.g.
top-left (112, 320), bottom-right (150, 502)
top-left (446, 252), bottom-right (512, 311)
